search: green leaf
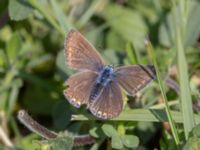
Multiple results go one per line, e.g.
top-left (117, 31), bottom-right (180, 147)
top-left (102, 4), bottom-right (147, 49)
top-left (0, 49), bottom-right (6, 67)
top-left (159, 1), bottom-right (200, 48)
top-left (21, 79), bottom-right (57, 115)
top-left (89, 126), bottom-right (105, 138)
top-left (102, 124), bottom-right (118, 137)
top-left (183, 137), bottom-right (200, 150)
top-left (50, 0), bottom-right (71, 32)
top-left (89, 127), bottom-right (99, 138)
top-left (111, 135), bottom-right (123, 149)
top-left (159, 11), bottom-right (174, 47)
top-left (184, 124), bottom-right (200, 150)
top-left (121, 135), bottom-right (139, 148)
top-left (185, 1), bottom-right (200, 47)
top-left (9, 0), bottom-right (33, 21)
top-left (48, 136), bottom-right (74, 150)
top-left (52, 101), bottom-right (72, 130)
top-left (38, 136), bottom-right (74, 150)
top-left (106, 30), bottom-right (126, 52)
top-left (6, 32), bottom-right (22, 64)
top-left (26, 54), bottom-right (54, 74)
top-left (56, 50), bottom-right (74, 78)
top-left (85, 26), bottom-right (106, 48)
top-left (128, 0), bottom-right (159, 24)
top-left (90, 139), bottom-right (104, 150)
top-left (16, 134), bottom-right (39, 150)
top-left (27, 0), bottom-right (64, 35)
top-left (78, 0), bottom-right (108, 27)
top-left (189, 124), bottom-right (200, 138)
top-left (102, 49), bottom-right (119, 64)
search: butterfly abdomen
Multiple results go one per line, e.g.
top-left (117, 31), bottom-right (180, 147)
top-left (89, 83), bottom-right (103, 101)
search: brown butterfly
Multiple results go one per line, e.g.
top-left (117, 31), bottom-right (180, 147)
top-left (63, 29), bottom-right (156, 119)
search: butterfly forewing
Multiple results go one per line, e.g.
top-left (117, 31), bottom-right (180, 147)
top-left (65, 29), bottom-right (105, 72)
top-left (114, 65), bottom-right (156, 96)
top-left (89, 81), bottom-right (123, 119)
top-left (64, 71), bottom-right (98, 108)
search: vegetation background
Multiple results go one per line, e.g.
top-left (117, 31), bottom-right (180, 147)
top-left (0, 0), bottom-right (200, 149)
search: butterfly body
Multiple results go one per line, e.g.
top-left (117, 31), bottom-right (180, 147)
top-left (89, 65), bottom-right (114, 101)
top-left (64, 29), bottom-right (156, 119)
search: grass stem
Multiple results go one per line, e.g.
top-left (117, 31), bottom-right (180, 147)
top-left (145, 39), bottom-right (180, 146)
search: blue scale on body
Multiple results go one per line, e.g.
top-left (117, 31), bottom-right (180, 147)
top-left (89, 65), bottom-right (114, 101)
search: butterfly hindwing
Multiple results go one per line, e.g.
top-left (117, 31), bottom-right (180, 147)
top-left (65, 29), bottom-right (105, 72)
top-left (114, 65), bottom-right (156, 96)
top-left (64, 71), bottom-right (98, 108)
top-left (89, 81), bottom-right (123, 119)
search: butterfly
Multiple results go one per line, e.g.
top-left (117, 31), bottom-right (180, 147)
top-left (63, 29), bottom-right (156, 120)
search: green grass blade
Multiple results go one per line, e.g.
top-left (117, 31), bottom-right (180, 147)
top-left (172, 0), bottom-right (195, 139)
top-left (177, 34), bottom-right (195, 138)
top-left (71, 109), bottom-right (200, 124)
top-left (145, 39), bottom-right (180, 145)
top-left (125, 42), bottom-right (139, 64)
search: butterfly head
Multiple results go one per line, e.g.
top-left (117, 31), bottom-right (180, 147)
top-left (104, 65), bottom-right (114, 72)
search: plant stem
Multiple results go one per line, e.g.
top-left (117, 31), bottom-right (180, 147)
top-left (17, 110), bottom-right (58, 139)
top-left (17, 110), bottom-right (96, 146)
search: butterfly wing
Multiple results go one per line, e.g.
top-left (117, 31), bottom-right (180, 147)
top-left (65, 29), bottom-right (105, 72)
top-left (89, 81), bottom-right (123, 119)
top-left (64, 71), bottom-right (98, 108)
top-left (114, 65), bottom-right (156, 96)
